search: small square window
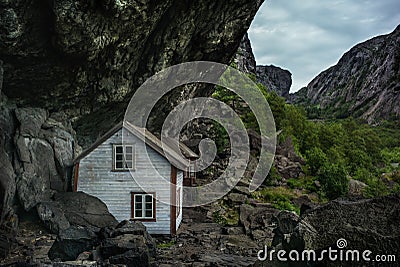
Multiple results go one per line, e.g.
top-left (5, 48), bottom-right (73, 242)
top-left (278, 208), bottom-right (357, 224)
top-left (132, 193), bottom-right (155, 220)
top-left (113, 144), bottom-right (135, 171)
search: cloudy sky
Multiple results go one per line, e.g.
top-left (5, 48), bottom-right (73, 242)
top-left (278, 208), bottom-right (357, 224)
top-left (248, 0), bottom-right (400, 92)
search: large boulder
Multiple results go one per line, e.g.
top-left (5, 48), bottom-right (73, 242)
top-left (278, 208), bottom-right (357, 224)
top-left (99, 221), bottom-right (156, 267)
top-left (239, 204), bottom-right (280, 245)
top-left (274, 137), bottom-right (305, 180)
top-left (275, 155), bottom-right (304, 180)
top-left (348, 179), bottom-right (368, 197)
top-left (48, 226), bottom-right (99, 262)
top-left (49, 220), bottom-right (156, 266)
top-left (37, 192), bottom-right (118, 235)
top-left (11, 107), bottom-right (77, 211)
top-left (272, 194), bottom-right (400, 266)
top-left (43, 192), bottom-right (121, 262)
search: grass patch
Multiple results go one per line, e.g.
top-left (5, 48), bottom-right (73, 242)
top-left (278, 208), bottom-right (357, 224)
top-left (157, 240), bottom-right (176, 249)
top-left (212, 206), bottom-right (240, 226)
top-left (252, 187), bottom-right (300, 214)
top-left (213, 210), bottom-right (227, 225)
top-left (286, 176), bottom-right (319, 192)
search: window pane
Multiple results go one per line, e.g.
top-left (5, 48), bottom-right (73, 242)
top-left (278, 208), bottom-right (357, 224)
top-left (116, 161), bottom-right (123, 169)
top-left (125, 162), bottom-right (133, 169)
top-left (125, 154), bottom-right (132, 161)
top-left (135, 210), bottom-right (142, 218)
top-left (135, 195), bottom-right (142, 202)
top-left (125, 146), bottom-right (133, 154)
top-left (116, 146), bottom-right (123, 153)
top-left (145, 203), bottom-right (152, 210)
top-left (116, 154), bottom-right (123, 161)
top-left (135, 202), bottom-right (142, 209)
top-left (145, 195), bottom-right (152, 203)
top-left (145, 210), bottom-right (152, 218)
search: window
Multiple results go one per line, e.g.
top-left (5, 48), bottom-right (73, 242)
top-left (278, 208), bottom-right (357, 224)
top-left (113, 144), bottom-right (134, 171)
top-left (131, 193), bottom-right (156, 221)
top-left (187, 160), bottom-right (196, 178)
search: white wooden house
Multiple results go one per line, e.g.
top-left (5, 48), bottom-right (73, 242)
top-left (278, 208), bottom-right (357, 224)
top-left (73, 121), bottom-right (197, 235)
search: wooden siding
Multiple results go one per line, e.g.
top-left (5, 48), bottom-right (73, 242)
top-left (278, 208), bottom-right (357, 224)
top-left (77, 128), bottom-right (172, 235)
top-left (176, 170), bottom-right (183, 231)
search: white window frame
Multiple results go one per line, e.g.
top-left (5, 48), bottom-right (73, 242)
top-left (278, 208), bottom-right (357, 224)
top-left (132, 193), bottom-right (155, 220)
top-left (187, 159), bottom-right (196, 178)
top-left (176, 187), bottom-right (181, 218)
top-left (113, 144), bottom-right (135, 171)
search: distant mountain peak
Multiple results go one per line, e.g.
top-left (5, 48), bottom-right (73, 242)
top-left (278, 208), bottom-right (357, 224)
top-left (291, 25), bottom-right (400, 123)
top-left (234, 34), bottom-right (293, 98)
top-left (256, 64), bottom-right (292, 98)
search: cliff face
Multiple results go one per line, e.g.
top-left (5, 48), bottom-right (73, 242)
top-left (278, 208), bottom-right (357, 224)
top-left (295, 25), bottom-right (400, 123)
top-left (256, 65), bottom-right (292, 98)
top-left (234, 33), bottom-right (257, 75)
top-left (0, 0), bottom-right (263, 134)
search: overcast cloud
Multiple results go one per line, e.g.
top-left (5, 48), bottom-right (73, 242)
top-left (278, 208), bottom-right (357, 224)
top-left (248, 0), bottom-right (400, 92)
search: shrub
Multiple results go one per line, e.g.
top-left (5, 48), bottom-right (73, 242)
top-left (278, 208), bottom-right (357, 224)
top-left (352, 167), bottom-right (373, 183)
top-left (286, 178), bottom-right (303, 189)
top-left (305, 147), bottom-right (328, 175)
top-left (287, 176), bottom-right (319, 193)
top-left (318, 163), bottom-right (349, 199)
top-left (363, 176), bottom-right (389, 198)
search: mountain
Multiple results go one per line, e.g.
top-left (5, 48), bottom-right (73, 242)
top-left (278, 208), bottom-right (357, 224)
top-left (234, 34), bottom-right (292, 98)
top-left (291, 25), bottom-right (400, 123)
top-left (256, 65), bottom-right (292, 98)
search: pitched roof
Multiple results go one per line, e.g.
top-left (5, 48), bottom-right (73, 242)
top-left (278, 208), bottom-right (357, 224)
top-left (74, 121), bottom-right (198, 170)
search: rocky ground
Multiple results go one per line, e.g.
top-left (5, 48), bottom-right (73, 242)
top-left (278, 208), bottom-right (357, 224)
top-left (157, 193), bottom-right (400, 267)
top-left (1, 192), bottom-right (400, 266)
top-left (0, 204), bottom-right (280, 267)
top-left (0, 218), bottom-right (56, 266)
top-left (156, 207), bottom-right (261, 267)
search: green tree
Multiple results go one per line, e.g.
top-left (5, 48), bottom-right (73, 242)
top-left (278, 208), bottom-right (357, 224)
top-left (318, 163), bottom-right (349, 199)
top-left (305, 147), bottom-right (328, 176)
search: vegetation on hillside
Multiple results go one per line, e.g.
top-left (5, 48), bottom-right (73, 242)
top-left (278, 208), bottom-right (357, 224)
top-left (212, 75), bottom-right (400, 205)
